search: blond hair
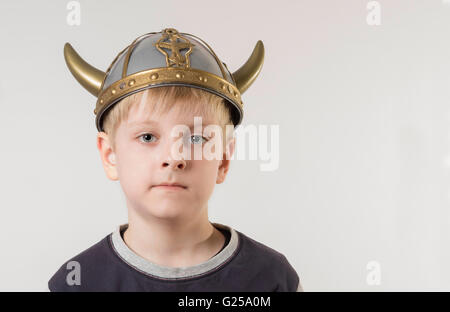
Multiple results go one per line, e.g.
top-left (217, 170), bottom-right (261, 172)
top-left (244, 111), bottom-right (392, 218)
top-left (102, 86), bottom-right (234, 152)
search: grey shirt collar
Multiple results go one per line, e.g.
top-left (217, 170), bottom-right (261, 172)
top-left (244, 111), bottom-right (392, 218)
top-left (110, 222), bottom-right (239, 280)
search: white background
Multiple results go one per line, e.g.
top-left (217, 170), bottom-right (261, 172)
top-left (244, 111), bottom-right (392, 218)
top-left (0, 0), bottom-right (449, 291)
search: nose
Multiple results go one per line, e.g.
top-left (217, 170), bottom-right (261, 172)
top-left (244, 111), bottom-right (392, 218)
top-left (161, 137), bottom-right (187, 170)
top-left (162, 157), bottom-right (186, 170)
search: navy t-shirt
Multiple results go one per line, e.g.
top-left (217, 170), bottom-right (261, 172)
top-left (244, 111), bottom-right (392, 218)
top-left (48, 222), bottom-right (303, 292)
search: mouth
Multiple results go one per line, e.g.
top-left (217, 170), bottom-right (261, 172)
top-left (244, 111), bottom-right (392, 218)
top-left (152, 184), bottom-right (187, 190)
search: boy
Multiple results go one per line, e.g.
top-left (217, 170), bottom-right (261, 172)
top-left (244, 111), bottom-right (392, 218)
top-left (48, 28), bottom-right (303, 292)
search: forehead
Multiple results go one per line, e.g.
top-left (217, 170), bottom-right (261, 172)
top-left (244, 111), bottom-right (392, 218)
top-left (125, 98), bottom-right (219, 128)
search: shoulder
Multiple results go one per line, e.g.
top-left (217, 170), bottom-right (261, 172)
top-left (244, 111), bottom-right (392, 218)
top-left (234, 229), bottom-right (303, 292)
top-left (48, 234), bottom-right (112, 292)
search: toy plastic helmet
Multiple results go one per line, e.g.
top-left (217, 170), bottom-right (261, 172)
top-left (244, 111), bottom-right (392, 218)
top-left (63, 27), bottom-right (264, 131)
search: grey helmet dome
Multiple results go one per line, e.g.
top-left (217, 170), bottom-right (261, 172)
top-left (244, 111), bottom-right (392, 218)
top-left (63, 28), bottom-right (265, 132)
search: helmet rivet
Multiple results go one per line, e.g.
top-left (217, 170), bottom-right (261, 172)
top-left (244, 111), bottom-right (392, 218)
top-left (219, 83), bottom-right (225, 90)
top-left (100, 99), bottom-right (104, 104)
top-left (198, 76), bottom-right (203, 81)
top-left (203, 77), bottom-right (207, 82)
top-left (94, 109), bottom-right (97, 114)
top-left (128, 79), bottom-right (135, 86)
top-left (111, 89), bottom-right (116, 95)
top-left (151, 73), bottom-right (159, 80)
top-left (176, 72), bottom-right (184, 79)
top-left (119, 82), bottom-right (126, 89)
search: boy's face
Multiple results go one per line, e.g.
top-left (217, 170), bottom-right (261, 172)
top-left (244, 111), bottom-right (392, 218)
top-left (97, 99), bottom-right (235, 220)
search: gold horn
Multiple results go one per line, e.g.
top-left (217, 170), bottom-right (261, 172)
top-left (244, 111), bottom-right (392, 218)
top-left (232, 40), bottom-right (265, 94)
top-left (63, 42), bottom-right (106, 97)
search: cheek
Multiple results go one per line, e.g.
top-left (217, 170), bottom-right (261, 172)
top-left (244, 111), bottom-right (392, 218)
top-left (191, 159), bottom-right (220, 189)
top-left (116, 146), bottom-right (156, 190)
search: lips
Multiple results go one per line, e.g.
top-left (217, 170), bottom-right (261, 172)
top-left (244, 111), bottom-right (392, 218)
top-left (153, 182), bottom-right (187, 189)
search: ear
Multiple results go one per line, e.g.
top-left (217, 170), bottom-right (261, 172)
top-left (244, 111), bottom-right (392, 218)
top-left (216, 137), bottom-right (236, 184)
top-left (97, 132), bottom-right (118, 181)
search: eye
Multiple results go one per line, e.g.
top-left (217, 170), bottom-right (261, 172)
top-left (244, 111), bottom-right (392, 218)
top-left (190, 134), bottom-right (208, 144)
top-left (138, 133), bottom-right (157, 143)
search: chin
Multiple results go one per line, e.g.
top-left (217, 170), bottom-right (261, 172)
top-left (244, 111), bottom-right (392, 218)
top-left (144, 203), bottom-right (188, 219)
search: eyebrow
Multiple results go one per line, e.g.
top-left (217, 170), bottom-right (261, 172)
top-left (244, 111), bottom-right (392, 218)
top-left (128, 120), bottom-right (158, 127)
top-left (128, 120), bottom-right (216, 130)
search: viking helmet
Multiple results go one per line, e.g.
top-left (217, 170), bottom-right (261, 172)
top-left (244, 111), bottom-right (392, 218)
top-left (63, 28), bottom-right (264, 132)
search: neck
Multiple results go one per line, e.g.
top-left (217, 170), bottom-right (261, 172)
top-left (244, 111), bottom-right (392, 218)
top-left (122, 201), bottom-right (225, 268)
